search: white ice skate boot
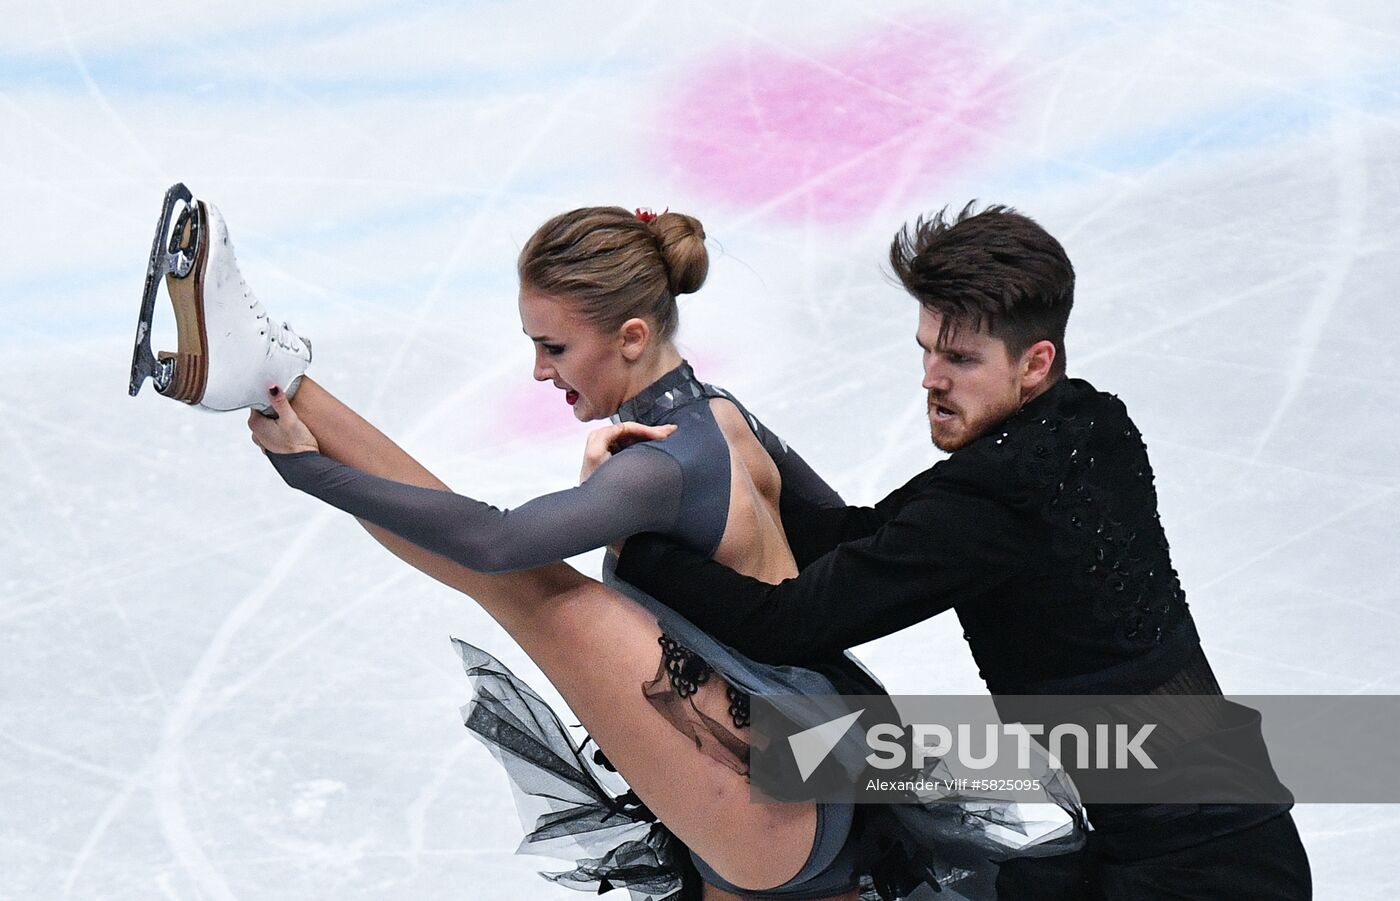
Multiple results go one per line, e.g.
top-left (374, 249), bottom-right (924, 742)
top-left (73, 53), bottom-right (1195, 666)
top-left (129, 183), bottom-right (312, 413)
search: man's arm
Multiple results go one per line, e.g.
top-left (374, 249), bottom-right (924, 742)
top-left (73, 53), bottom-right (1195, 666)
top-left (615, 483), bottom-right (1030, 664)
top-left (772, 443), bottom-right (885, 567)
top-left (774, 448), bottom-right (936, 568)
top-left (739, 407), bottom-right (892, 563)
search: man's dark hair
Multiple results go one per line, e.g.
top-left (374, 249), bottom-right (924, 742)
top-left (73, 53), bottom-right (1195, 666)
top-left (890, 202), bottom-right (1074, 377)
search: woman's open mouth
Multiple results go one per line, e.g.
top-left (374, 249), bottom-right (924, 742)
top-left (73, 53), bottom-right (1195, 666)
top-left (565, 390), bottom-right (579, 406)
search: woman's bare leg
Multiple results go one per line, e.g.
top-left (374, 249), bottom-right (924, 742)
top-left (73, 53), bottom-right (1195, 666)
top-left (285, 377), bottom-right (843, 895)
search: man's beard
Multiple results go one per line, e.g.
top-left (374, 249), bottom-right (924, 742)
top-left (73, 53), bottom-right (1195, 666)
top-left (928, 392), bottom-right (1019, 452)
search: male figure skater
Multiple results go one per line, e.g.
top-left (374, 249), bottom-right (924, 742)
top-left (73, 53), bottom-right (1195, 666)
top-left (613, 204), bottom-right (1311, 899)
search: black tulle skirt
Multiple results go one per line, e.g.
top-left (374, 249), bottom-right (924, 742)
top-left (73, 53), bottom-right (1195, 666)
top-left (452, 638), bottom-right (1085, 900)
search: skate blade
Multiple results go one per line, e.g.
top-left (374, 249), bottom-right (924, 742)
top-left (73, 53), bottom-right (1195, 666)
top-left (128, 183), bottom-right (208, 403)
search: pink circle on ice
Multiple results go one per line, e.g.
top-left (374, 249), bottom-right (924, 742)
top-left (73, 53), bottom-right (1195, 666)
top-left (664, 24), bottom-right (1011, 222)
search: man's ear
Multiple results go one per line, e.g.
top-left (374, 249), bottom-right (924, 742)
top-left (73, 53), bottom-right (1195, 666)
top-left (1021, 340), bottom-right (1056, 390)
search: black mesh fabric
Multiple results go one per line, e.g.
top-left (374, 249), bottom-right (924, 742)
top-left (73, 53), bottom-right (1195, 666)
top-left (454, 638), bottom-right (1086, 901)
top-left (454, 638), bottom-right (688, 900)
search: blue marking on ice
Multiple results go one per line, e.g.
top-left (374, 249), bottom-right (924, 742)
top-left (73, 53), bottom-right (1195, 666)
top-left (997, 68), bottom-right (1397, 194)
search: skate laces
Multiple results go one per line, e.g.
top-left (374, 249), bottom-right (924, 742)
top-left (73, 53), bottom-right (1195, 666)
top-left (270, 318), bottom-right (304, 354)
top-left (217, 213), bottom-right (307, 358)
top-left (240, 277), bottom-right (304, 355)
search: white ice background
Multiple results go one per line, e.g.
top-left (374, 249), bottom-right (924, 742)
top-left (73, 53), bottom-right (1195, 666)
top-left (2, 2), bottom-right (1398, 899)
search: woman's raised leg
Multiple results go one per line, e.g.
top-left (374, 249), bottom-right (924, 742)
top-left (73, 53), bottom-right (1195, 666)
top-left (283, 377), bottom-right (837, 895)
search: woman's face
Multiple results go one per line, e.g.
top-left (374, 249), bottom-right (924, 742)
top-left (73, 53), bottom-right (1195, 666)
top-left (519, 289), bottom-right (634, 421)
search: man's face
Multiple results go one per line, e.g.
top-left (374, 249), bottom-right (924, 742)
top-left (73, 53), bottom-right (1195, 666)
top-left (918, 306), bottom-right (1026, 452)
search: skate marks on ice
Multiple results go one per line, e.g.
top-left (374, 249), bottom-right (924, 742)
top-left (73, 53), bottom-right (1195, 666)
top-left (363, 1), bottom-right (660, 414)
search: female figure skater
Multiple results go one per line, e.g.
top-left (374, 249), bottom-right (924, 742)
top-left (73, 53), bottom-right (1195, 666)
top-left (251, 206), bottom-right (869, 899)
top-left (134, 192), bottom-right (1080, 900)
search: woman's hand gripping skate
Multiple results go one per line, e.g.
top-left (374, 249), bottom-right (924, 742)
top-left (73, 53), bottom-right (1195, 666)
top-left (247, 385), bottom-right (320, 455)
top-left (579, 422), bottom-right (676, 482)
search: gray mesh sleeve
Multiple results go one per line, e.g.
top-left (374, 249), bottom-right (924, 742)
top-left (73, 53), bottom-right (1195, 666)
top-left (266, 445), bottom-right (684, 573)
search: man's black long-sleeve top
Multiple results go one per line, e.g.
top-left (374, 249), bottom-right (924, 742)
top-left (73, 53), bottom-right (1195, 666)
top-left (616, 377), bottom-right (1202, 696)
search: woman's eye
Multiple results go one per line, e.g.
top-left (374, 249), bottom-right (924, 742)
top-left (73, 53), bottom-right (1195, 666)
top-left (544, 344), bottom-right (565, 356)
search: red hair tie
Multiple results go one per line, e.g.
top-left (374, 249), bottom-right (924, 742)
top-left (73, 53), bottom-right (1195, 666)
top-left (634, 207), bottom-right (665, 223)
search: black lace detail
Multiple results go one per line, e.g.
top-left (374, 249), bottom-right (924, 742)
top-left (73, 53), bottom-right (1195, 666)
top-left (586, 736), bottom-right (619, 773)
top-left (968, 387), bottom-right (1189, 646)
top-left (726, 685), bottom-right (751, 729)
top-left (658, 634), bottom-right (712, 697)
top-left (657, 633), bottom-right (751, 731)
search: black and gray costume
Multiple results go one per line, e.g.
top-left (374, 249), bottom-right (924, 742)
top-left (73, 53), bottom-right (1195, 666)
top-left (267, 363), bottom-right (1082, 899)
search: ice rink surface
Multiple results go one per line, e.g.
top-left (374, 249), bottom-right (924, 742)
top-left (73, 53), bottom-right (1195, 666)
top-left (3, 1), bottom-right (1398, 898)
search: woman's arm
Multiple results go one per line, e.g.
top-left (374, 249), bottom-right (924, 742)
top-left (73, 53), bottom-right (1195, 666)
top-left (265, 446), bottom-right (684, 573)
top-left (247, 378), bottom-right (593, 633)
top-left (253, 379), bottom-right (686, 574)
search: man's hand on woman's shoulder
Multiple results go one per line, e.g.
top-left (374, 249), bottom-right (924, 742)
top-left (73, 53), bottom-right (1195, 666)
top-left (579, 422), bottom-right (676, 482)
